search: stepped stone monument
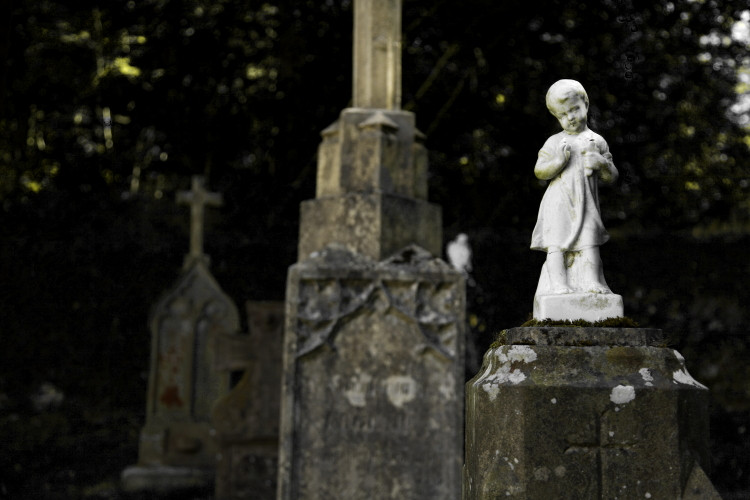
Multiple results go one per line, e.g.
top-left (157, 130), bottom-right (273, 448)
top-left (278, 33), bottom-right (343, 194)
top-left (122, 176), bottom-right (239, 493)
top-left (212, 301), bottom-right (284, 500)
top-left (297, 0), bottom-right (440, 261)
top-left (462, 81), bottom-right (721, 499)
top-left (277, 1), bottom-right (465, 498)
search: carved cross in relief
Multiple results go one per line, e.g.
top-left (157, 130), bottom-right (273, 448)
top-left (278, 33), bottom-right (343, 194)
top-left (177, 175), bottom-right (223, 267)
top-left (564, 411), bottom-right (638, 498)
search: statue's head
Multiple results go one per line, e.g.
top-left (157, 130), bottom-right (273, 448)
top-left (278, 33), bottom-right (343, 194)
top-left (546, 79), bottom-right (589, 134)
top-left (545, 79), bottom-right (589, 115)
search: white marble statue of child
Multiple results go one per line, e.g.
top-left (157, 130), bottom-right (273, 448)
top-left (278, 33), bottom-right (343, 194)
top-left (531, 79), bottom-right (619, 295)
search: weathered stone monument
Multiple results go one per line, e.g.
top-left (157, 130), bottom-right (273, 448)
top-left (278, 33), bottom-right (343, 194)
top-left (122, 176), bottom-right (239, 493)
top-left (277, 1), bottom-right (465, 498)
top-left (463, 81), bottom-right (721, 499)
top-left (212, 301), bottom-right (284, 500)
top-left (464, 328), bottom-right (721, 499)
top-left (297, 6), bottom-right (440, 260)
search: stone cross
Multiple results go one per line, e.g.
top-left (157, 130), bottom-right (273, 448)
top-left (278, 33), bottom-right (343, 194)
top-left (177, 176), bottom-right (223, 267)
top-left (353, 0), bottom-right (402, 109)
top-left (122, 228), bottom-right (240, 493)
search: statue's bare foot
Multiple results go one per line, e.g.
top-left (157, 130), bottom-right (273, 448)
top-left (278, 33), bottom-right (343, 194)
top-left (584, 282), bottom-right (611, 294)
top-left (550, 285), bottom-right (573, 294)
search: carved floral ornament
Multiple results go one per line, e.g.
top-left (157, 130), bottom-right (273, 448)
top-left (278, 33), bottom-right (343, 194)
top-left (292, 245), bottom-right (463, 360)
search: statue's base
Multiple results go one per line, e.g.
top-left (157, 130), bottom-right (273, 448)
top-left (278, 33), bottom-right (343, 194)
top-left (120, 465), bottom-right (213, 493)
top-left (533, 292), bottom-right (623, 322)
top-left (463, 327), bottom-right (721, 499)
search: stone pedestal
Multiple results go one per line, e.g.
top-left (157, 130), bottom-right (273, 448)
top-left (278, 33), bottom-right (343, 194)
top-left (464, 327), bottom-right (721, 499)
top-left (277, 245), bottom-right (465, 500)
top-left (533, 293), bottom-right (624, 322)
top-left (533, 254), bottom-right (624, 322)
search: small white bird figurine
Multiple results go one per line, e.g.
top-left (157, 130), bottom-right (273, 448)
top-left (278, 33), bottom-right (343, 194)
top-left (447, 233), bottom-right (474, 285)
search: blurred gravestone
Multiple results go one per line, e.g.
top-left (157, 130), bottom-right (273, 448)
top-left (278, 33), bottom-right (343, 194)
top-left (276, 1), bottom-right (465, 498)
top-left (122, 176), bottom-right (239, 493)
top-left (212, 301), bottom-right (284, 500)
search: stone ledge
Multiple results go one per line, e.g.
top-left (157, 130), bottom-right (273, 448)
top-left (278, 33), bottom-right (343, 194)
top-left (120, 465), bottom-right (214, 493)
top-left (504, 326), bottom-right (666, 347)
top-left (533, 292), bottom-right (624, 322)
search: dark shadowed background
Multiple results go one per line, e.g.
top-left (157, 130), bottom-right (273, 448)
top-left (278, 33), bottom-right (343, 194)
top-left (0, 0), bottom-right (748, 497)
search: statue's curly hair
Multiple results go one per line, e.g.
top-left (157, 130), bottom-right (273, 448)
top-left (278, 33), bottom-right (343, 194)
top-left (545, 79), bottom-right (589, 114)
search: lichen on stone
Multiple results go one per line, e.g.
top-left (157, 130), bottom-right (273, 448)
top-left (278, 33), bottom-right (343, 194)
top-left (490, 329), bottom-right (509, 348)
top-left (519, 316), bottom-right (640, 328)
top-left (609, 384), bottom-right (636, 404)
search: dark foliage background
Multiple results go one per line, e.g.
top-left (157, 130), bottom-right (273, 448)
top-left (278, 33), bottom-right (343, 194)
top-left (0, 0), bottom-right (748, 497)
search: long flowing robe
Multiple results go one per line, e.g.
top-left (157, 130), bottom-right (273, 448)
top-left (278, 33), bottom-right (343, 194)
top-left (531, 129), bottom-right (613, 253)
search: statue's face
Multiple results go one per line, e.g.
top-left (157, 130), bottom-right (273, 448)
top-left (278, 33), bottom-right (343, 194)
top-left (552, 94), bottom-right (588, 134)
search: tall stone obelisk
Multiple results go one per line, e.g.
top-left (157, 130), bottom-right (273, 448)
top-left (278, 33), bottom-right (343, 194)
top-left (297, 0), bottom-right (441, 261)
top-left (277, 1), bottom-right (465, 499)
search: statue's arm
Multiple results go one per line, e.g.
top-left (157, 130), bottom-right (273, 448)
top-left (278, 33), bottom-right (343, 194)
top-left (534, 137), bottom-right (569, 180)
top-left (597, 140), bottom-right (619, 185)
